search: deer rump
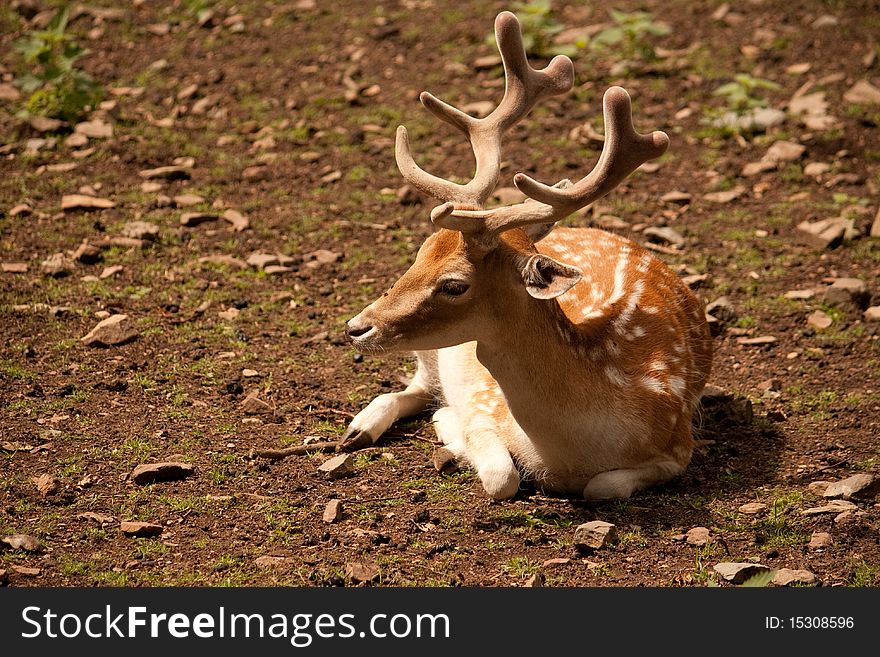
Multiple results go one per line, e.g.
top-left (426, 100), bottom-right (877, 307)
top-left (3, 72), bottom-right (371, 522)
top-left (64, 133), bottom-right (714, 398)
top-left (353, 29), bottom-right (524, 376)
top-left (341, 11), bottom-right (713, 500)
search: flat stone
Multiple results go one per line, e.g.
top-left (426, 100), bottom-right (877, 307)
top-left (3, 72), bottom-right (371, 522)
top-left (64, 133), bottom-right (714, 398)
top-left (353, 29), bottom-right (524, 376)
top-left (822, 474), bottom-right (878, 500)
top-left (345, 560), bottom-right (380, 583)
top-left (139, 166), bottom-right (190, 180)
top-left (806, 309), bottom-right (832, 330)
top-left (73, 242), bottom-right (102, 264)
top-left (74, 120), bottom-right (113, 139)
top-left (180, 212), bottom-right (219, 227)
top-left (685, 526), bottom-right (711, 546)
top-left (802, 499), bottom-right (857, 516)
top-left (247, 253), bottom-right (280, 269)
top-left (0, 83), bottom-right (21, 101)
top-left (173, 193), bottom-right (205, 207)
top-left (643, 225), bottom-right (685, 247)
top-left (2, 262), bottom-right (28, 273)
top-left (821, 277), bottom-right (869, 308)
top-left (772, 569), bottom-right (818, 587)
top-left (660, 190), bottom-right (692, 204)
top-left (305, 249), bottom-right (341, 267)
top-left (573, 520), bottom-right (617, 550)
top-left (738, 502), bottom-right (767, 515)
top-left (703, 187), bottom-right (745, 204)
top-left (784, 288), bottom-right (818, 300)
top-left (736, 336), bottom-right (777, 346)
top-left (318, 454), bottom-right (354, 479)
top-left (29, 116), bottom-right (63, 132)
top-left (120, 521), bottom-right (163, 537)
top-left (871, 206), bottom-right (880, 237)
top-left (804, 162), bottom-right (831, 177)
top-left (41, 252), bottom-right (74, 277)
top-left (323, 499), bottom-right (344, 523)
top-left (764, 140), bottom-right (806, 163)
top-left (240, 390), bottom-right (272, 415)
top-left (242, 165), bottom-right (269, 181)
top-left (221, 209), bottom-right (249, 231)
top-left (8, 204), bottom-right (33, 217)
top-left (100, 265), bottom-right (124, 279)
top-left (80, 314), bottom-right (138, 347)
top-left (77, 512), bottom-right (116, 525)
top-left (741, 160), bottom-right (777, 176)
top-left (198, 255), bottom-right (249, 269)
top-left (864, 307), bottom-right (880, 322)
top-left (705, 296), bottom-right (736, 323)
top-left (713, 562), bottom-right (770, 584)
top-left (33, 473), bottom-right (61, 497)
top-left (255, 555), bottom-right (290, 569)
top-left (61, 194), bottom-right (115, 211)
top-left (844, 79), bottom-right (880, 105)
top-left (796, 217), bottom-right (853, 249)
top-left (131, 462), bottom-right (195, 485)
top-left (1, 534), bottom-right (43, 552)
top-left (808, 531), bottom-right (833, 548)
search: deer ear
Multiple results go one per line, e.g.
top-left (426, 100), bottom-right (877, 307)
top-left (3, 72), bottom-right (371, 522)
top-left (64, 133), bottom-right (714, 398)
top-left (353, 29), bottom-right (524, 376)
top-left (520, 254), bottom-right (582, 299)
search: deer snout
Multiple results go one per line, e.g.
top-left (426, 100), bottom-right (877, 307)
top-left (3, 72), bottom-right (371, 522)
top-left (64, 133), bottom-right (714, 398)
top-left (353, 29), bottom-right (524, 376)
top-left (345, 317), bottom-right (375, 341)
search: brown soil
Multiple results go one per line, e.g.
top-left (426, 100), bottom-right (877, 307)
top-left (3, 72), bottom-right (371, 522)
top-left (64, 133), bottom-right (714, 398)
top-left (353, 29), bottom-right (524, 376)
top-left (1, 0), bottom-right (879, 588)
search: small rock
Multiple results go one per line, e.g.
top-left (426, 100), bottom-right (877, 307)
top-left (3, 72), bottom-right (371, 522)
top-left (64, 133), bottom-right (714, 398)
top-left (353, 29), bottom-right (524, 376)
top-left (61, 194), bottom-right (115, 211)
top-left (573, 520), bottom-right (617, 550)
top-left (65, 132), bottom-right (89, 148)
top-left (741, 160), bottom-right (777, 177)
top-left (240, 390), bottom-right (272, 415)
top-left (173, 193), bottom-right (205, 207)
top-left (685, 526), bottom-right (711, 546)
top-left (736, 336), bottom-right (777, 346)
top-left (320, 170), bottom-right (342, 184)
top-left (843, 79), bottom-right (880, 105)
top-left (131, 462), bottom-right (194, 485)
top-left (713, 562), bottom-right (770, 584)
top-left (871, 207), bottom-right (880, 237)
top-left (523, 573), bottom-right (545, 587)
top-left (643, 225), bottom-right (684, 247)
top-left (305, 249), bottom-right (340, 268)
top-left (812, 14), bottom-right (839, 28)
top-left (247, 253), bottom-right (280, 269)
top-left (242, 165), bottom-right (270, 181)
top-left (218, 307), bottom-right (241, 320)
top-left (821, 278), bottom-right (869, 308)
top-left (32, 474), bottom-right (61, 497)
top-left (41, 252), bottom-right (74, 277)
top-left (323, 499), bottom-right (344, 523)
top-left (705, 296), bottom-right (736, 323)
top-left (2, 262), bottom-right (29, 273)
top-left (0, 83), bottom-right (21, 102)
top-left (0, 569), bottom-right (7, 585)
top-left (73, 242), bottom-right (102, 264)
top-left (660, 190), bottom-right (691, 204)
top-left (864, 306), bottom-right (880, 322)
top-left (822, 474), bottom-right (878, 500)
top-left (74, 120), bottom-right (113, 139)
top-left (703, 187), bottom-right (745, 204)
top-left (255, 555), bottom-right (290, 569)
top-left (77, 512), bottom-right (116, 525)
top-left (8, 204), bottom-right (32, 217)
top-left (120, 521), bottom-right (163, 538)
top-left (199, 255), bottom-right (249, 270)
top-left (121, 221), bottom-right (160, 241)
top-left (757, 379), bottom-right (782, 393)
top-left (318, 454), bottom-right (354, 479)
top-left (806, 309), bottom-right (833, 330)
top-left (808, 531), bottom-right (833, 549)
top-left (80, 314), bottom-right (138, 347)
top-left (802, 500), bottom-right (857, 516)
top-left (29, 116), bottom-right (63, 132)
top-left (100, 265), bottom-right (124, 279)
top-left (764, 140), bottom-right (806, 163)
top-left (180, 212), bottom-right (219, 227)
top-left (221, 209), bottom-right (249, 232)
top-left (804, 162), bottom-right (831, 178)
top-left (738, 502), bottom-right (767, 515)
top-left (345, 560), bottom-right (380, 583)
top-left (241, 369), bottom-right (259, 378)
top-left (1, 534), bottom-right (43, 552)
top-left (772, 569), bottom-right (818, 587)
top-left (784, 288), bottom-right (818, 300)
top-left (139, 166), bottom-right (191, 181)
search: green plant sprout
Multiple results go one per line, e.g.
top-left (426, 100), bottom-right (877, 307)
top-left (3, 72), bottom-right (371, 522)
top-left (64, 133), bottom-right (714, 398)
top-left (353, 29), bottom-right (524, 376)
top-left (12, 5), bottom-right (103, 122)
top-left (713, 74), bottom-right (780, 112)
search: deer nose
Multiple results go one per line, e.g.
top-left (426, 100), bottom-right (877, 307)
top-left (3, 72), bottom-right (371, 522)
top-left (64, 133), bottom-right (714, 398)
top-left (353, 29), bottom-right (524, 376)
top-left (346, 320), bottom-right (374, 340)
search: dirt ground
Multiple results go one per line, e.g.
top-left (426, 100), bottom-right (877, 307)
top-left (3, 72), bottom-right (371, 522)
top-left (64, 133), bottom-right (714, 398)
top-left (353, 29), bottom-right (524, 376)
top-left (1, 0), bottom-right (879, 588)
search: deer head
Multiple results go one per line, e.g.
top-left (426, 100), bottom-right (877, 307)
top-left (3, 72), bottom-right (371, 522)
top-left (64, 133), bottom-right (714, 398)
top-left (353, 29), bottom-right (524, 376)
top-left (346, 11), bottom-right (669, 354)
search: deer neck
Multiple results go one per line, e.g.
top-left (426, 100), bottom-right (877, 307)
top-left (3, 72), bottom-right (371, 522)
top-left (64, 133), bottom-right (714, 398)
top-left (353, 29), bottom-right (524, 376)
top-left (474, 294), bottom-right (598, 436)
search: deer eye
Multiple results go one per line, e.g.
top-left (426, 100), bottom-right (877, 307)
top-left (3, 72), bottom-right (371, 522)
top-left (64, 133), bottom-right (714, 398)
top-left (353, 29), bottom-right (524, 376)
top-left (438, 280), bottom-right (470, 297)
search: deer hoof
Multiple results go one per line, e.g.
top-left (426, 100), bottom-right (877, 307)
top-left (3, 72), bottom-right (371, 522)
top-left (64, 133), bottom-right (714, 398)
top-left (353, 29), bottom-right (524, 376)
top-left (337, 427), bottom-right (374, 452)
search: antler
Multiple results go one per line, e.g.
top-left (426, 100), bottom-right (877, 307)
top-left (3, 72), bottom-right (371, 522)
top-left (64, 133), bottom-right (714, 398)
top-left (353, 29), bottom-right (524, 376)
top-left (432, 86), bottom-right (669, 236)
top-left (395, 11), bottom-right (574, 210)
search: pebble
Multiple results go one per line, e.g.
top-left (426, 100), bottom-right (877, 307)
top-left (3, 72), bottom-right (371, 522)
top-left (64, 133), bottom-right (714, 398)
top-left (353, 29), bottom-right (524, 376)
top-left (703, 187), bottom-right (745, 204)
top-left (8, 204), bottom-right (32, 217)
top-left (81, 314), bottom-right (139, 347)
top-left (2, 262), bottom-right (29, 273)
top-left (806, 309), bottom-right (832, 330)
top-left (772, 569), bottom-right (818, 587)
top-left (318, 454), bottom-right (354, 479)
top-left (130, 462), bottom-right (195, 485)
top-left (139, 166), bottom-right (191, 181)
top-left (61, 194), bottom-right (115, 211)
top-left (180, 212), bottom-right (219, 227)
top-left (74, 120), bottom-right (113, 139)
top-left (802, 499), bottom-right (857, 516)
top-left (685, 526), bottom-right (711, 546)
top-left (33, 474), bottom-right (61, 497)
top-left (173, 193), bottom-right (205, 207)
top-left (345, 560), bottom-right (380, 583)
top-left (843, 79), bottom-right (880, 105)
top-left (821, 277), bottom-right (869, 308)
top-left (864, 307), bottom-right (880, 322)
top-left (323, 499), bottom-right (344, 523)
top-left (573, 520), bottom-right (616, 550)
top-left (738, 502), bottom-right (767, 515)
top-left (240, 390), bottom-right (272, 415)
top-left (121, 221), bottom-right (160, 241)
top-left (41, 252), bottom-right (74, 277)
top-left (1, 534), bottom-right (43, 552)
top-left (808, 531), bottom-right (833, 549)
top-left (221, 209), bottom-right (249, 231)
top-left (713, 562), bottom-right (771, 584)
top-left (120, 521), bottom-right (163, 538)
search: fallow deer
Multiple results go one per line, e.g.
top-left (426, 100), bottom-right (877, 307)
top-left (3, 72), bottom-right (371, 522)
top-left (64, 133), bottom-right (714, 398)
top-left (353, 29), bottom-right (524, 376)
top-left (342, 11), bottom-right (713, 500)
